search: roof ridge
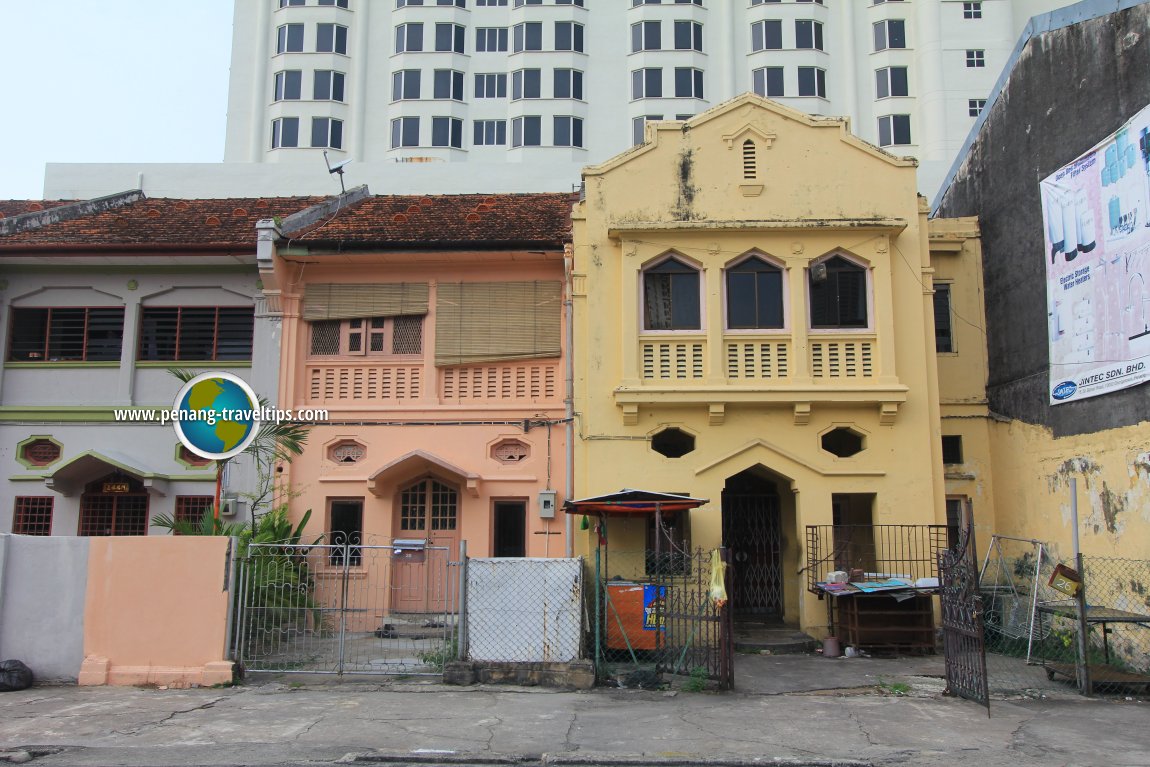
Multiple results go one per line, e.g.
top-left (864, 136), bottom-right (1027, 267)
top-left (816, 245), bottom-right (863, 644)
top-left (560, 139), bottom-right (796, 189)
top-left (0, 190), bottom-right (144, 237)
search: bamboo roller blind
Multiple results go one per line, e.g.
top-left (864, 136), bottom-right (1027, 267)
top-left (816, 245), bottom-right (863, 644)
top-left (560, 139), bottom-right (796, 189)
top-left (435, 281), bottom-right (562, 366)
top-left (302, 283), bottom-right (429, 321)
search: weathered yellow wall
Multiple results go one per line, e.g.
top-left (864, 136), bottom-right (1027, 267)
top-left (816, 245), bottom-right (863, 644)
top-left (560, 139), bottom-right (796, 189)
top-left (988, 419), bottom-right (1150, 563)
top-left (929, 218), bottom-right (1000, 537)
top-left (572, 95), bottom-right (947, 636)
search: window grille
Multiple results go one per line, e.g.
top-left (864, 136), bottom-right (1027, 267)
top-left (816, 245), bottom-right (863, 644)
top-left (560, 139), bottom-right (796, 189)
top-left (174, 496), bottom-right (214, 529)
top-left (138, 307), bottom-right (253, 361)
top-left (22, 439), bottom-right (61, 465)
top-left (8, 307), bottom-right (124, 362)
top-left (330, 441), bottom-right (366, 463)
top-left (80, 493), bottom-right (148, 536)
top-left (13, 497), bottom-right (53, 535)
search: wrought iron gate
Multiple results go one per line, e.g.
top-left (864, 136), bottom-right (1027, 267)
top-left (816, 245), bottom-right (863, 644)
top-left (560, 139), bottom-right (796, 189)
top-left (722, 493), bottom-right (783, 617)
top-left (655, 548), bottom-right (734, 689)
top-left (234, 539), bottom-right (458, 675)
top-left (595, 547), bottom-right (733, 689)
top-left (939, 526), bottom-right (990, 715)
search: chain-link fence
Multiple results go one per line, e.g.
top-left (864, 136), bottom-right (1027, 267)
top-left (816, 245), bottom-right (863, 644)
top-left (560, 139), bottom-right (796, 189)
top-left (977, 536), bottom-right (1150, 699)
top-left (234, 537), bottom-right (459, 675)
top-left (1075, 556), bottom-right (1150, 696)
top-left (464, 558), bottom-right (584, 663)
top-left (587, 548), bottom-right (732, 690)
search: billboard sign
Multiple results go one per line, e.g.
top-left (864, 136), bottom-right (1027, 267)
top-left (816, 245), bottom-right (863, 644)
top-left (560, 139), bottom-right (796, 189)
top-left (1041, 103), bottom-right (1150, 404)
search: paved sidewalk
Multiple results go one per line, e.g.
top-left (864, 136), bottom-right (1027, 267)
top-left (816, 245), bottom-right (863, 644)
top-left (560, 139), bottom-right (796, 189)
top-left (0, 657), bottom-right (1146, 767)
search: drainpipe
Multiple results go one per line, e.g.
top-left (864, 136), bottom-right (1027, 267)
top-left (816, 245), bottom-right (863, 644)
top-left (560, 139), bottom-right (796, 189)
top-left (564, 243), bottom-right (575, 557)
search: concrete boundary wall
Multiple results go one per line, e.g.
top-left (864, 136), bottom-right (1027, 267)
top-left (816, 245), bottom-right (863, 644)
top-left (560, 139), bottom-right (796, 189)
top-left (0, 534), bottom-right (235, 687)
top-left (0, 534), bottom-right (89, 682)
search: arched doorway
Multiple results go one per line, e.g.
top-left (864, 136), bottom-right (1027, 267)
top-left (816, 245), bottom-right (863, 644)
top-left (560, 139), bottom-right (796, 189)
top-left (78, 472), bottom-right (149, 536)
top-left (721, 468), bottom-right (783, 621)
top-left (391, 475), bottom-right (460, 613)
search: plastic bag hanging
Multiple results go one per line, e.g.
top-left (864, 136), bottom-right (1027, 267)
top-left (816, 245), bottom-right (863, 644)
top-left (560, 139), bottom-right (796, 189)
top-left (709, 549), bottom-right (728, 607)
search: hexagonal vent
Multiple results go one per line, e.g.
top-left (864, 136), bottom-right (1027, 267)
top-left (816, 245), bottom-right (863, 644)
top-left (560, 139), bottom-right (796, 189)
top-left (821, 427), bottom-right (865, 458)
top-left (492, 439), bottom-right (530, 463)
top-left (651, 427), bottom-right (695, 458)
top-left (328, 440), bottom-right (366, 464)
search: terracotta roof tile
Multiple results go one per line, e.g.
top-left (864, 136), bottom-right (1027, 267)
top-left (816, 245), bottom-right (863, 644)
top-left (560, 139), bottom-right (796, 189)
top-left (0, 200), bottom-right (75, 218)
top-left (0, 196), bottom-right (327, 249)
top-left (287, 193), bottom-right (574, 248)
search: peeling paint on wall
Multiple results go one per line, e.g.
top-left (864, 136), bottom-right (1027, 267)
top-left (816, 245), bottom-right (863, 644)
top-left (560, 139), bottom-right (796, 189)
top-left (674, 148), bottom-right (697, 221)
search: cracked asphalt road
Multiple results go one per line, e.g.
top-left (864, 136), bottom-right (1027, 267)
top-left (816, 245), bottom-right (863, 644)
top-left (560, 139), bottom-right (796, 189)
top-left (0, 659), bottom-right (1146, 767)
top-left (2, 681), bottom-right (1147, 767)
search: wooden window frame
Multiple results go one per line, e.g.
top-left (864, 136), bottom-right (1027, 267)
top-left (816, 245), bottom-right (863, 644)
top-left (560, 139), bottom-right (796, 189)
top-left (399, 477), bottom-right (459, 534)
top-left (309, 315), bottom-right (423, 357)
top-left (13, 496), bottom-right (54, 535)
top-left (7, 306), bottom-right (125, 362)
top-left (137, 306), bottom-right (254, 362)
top-left (174, 495), bottom-right (215, 533)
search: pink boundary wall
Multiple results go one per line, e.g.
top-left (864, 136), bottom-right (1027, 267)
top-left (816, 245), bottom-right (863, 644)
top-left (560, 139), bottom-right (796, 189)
top-left (78, 537), bottom-right (233, 688)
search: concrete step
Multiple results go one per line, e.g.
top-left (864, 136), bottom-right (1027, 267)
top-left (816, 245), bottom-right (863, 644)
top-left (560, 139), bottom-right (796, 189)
top-left (732, 625), bottom-right (818, 655)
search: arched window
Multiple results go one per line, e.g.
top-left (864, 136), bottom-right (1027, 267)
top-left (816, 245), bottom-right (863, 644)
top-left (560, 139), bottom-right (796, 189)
top-left (643, 257), bottom-right (701, 330)
top-left (742, 139), bottom-right (756, 179)
top-left (809, 256), bottom-right (868, 329)
top-left (726, 256), bottom-right (783, 329)
top-left (400, 478), bottom-right (458, 533)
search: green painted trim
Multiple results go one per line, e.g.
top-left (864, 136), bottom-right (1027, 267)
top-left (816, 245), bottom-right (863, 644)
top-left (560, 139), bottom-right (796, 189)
top-left (49, 449), bottom-right (160, 479)
top-left (0, 265), bottom-right (254, 275)
top-left (280, 247), bottom-right (311, 257)
top-left (9, 472), bottom-right (218, 482)
top-left (4, 362), bottom-right (120, 369)
top-left (173, 442), bottom-right (219, 470)
top-left (14, 435), bottom-right (64, 469)
top-left (135, 361), bottom-right (253, 369)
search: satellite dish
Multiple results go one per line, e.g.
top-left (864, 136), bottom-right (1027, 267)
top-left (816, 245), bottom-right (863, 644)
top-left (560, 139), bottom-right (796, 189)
top-left (323, 151), bottom-right (351, 194)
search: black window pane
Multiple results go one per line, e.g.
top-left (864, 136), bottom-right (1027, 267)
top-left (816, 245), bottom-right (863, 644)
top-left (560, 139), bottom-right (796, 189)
top-left (934, 285), bottom-right (953, 352)
top-left (45, 308), bottom-right (86, 361)
top-left (217, 309), bottom-right (255, 359)
top-left (177, 308), bottom-right (218, 360)
top-left (767, 67), bottom-right (783, 97)
top-left (893, 114), bottom-right (912, 144)
top-left (86, 308), bottom-right (126, 361)
top-left (757, 270), bottom-right (784, 327)
top-left (891, 67), bottom-right (908, 96)
top-left (889, 20), bottom-right (905, 47)
top-left (674, 21), bottom-right (691, 49)
top-left (671, 272), bottom-right (700, 328)
top-left (796, 20), bottom-right (812, 48)
top-left (727, 273), bottom-right (758, 328)
top-left (9, 308), bottom-right (47, 361)
top-left (285, 70), bottom-right (302, 99)
top-left (798, 67), bottom-right (815, 96)
top-left (765, 20), bottom-right (782, 49)
top-left (139, 308), bottom-right (179, 360)
top-left (675, 68), bottom-right (691, 97)
top-left (311, 118), bottom-right (327, 147)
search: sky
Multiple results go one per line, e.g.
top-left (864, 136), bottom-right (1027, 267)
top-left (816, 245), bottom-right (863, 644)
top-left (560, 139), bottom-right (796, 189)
top-left (0, 1), bottom-right (235, 199)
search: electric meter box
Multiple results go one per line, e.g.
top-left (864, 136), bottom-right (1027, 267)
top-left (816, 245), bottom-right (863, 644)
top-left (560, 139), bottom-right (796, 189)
top-left (538, 490), bottom-right (557, 518)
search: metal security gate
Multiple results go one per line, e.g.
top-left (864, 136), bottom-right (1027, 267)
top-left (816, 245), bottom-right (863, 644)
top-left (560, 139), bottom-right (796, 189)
top-left (722, 493), bottom-right (783, 618)
top-left (234, 540), bottom-right (458, 675)
top-left (939, 526), bottom-right (990, 715)
top-left (655, 548), bottom-right (734, 689)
